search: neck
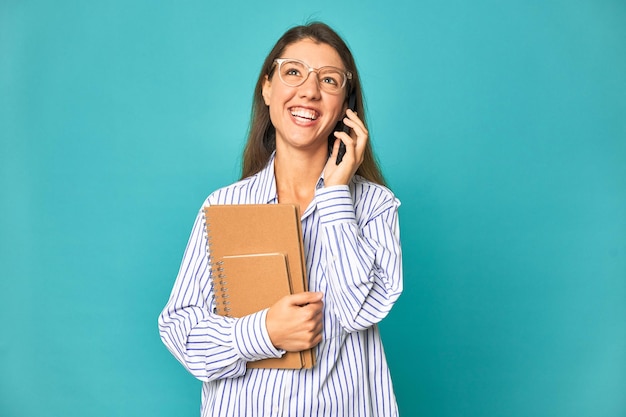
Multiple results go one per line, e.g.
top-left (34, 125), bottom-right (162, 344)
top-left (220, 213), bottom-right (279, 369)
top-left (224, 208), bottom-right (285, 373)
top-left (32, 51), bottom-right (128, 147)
top-left (274, 146), bottom-right (327, 208)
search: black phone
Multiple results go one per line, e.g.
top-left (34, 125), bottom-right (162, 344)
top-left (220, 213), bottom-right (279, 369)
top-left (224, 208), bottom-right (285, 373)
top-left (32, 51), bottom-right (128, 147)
top-left (336, 90), bottom-right (357, 165)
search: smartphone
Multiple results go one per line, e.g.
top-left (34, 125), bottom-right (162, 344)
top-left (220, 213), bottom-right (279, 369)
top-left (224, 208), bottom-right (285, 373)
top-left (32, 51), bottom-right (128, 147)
top-left (336, 90), bottom-right (357, 165)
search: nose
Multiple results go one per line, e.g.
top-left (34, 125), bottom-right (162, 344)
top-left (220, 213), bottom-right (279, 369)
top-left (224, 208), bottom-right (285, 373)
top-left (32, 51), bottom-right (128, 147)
top-left (298, 71), bottom-right (322, 99)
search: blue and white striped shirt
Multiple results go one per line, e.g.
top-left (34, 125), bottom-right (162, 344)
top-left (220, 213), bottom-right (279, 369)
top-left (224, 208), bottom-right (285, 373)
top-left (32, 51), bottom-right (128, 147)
top-left (159, 154), bottom-right (403, 416)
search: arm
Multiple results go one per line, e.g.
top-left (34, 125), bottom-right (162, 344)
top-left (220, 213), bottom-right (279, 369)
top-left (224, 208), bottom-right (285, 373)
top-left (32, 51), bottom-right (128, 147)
top-left (315, 184), bottom-right (403, 333)
top-left (158, 209), bottom-right (284, 382)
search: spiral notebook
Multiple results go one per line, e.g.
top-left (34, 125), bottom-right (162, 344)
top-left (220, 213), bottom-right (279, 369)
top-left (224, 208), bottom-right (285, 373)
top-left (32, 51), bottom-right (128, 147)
top-left (203, 204), bottom-right (315, 369)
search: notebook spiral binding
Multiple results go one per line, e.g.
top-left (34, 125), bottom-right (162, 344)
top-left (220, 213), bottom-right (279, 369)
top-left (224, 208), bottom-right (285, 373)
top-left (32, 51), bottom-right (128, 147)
top-left (215, 261), bottom-right (231, 316)
top-left (205, 215), bottom-right (232, 316)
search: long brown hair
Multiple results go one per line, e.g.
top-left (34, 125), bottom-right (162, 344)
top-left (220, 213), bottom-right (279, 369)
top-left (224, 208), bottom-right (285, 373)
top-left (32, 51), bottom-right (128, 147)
top-left (240, 22), bottom-right (386, 186)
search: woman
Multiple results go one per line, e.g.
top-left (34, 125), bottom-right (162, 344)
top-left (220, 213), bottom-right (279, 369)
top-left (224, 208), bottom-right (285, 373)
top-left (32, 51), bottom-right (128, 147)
top-left (159, 22), bottom-right (403, 417)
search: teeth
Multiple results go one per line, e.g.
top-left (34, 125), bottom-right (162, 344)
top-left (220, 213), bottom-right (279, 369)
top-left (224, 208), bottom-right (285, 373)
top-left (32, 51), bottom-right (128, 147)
top-left (291, 108), bottom-right (318, 120)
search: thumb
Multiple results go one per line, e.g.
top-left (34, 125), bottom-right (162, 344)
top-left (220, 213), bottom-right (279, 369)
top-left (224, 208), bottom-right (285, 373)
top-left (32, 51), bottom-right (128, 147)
top-left (289, 291), bottom-right (323, 306)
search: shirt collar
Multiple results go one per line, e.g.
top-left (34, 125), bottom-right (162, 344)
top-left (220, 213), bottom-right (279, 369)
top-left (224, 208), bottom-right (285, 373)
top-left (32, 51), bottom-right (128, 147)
top-left (316, 168), bottom-right (326, 190)
top-left (256, 152), bottom-right (278, 204)
top-left (257, 152), bottom-right (329, 204)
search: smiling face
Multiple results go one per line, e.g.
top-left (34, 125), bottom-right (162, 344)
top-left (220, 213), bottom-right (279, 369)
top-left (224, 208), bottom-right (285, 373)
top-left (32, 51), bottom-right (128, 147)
top-left (262, 39), bottom-right (347, 155)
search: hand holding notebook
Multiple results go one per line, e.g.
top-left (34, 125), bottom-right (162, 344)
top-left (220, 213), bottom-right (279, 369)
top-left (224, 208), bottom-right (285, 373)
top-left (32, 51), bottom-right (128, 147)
top-left (265, 291), bottom-right (324, 352)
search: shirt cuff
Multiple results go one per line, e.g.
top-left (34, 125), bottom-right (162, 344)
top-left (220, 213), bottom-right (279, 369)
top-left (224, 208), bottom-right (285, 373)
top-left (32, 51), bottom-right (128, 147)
top-left (231, 308), bottom-right (284, 362)
top-left (315, 185), bottom-right (356, 225)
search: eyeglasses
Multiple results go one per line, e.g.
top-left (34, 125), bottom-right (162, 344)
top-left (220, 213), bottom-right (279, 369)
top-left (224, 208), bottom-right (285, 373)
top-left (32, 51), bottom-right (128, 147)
top-left (273, 58), bottom-right (352, 94)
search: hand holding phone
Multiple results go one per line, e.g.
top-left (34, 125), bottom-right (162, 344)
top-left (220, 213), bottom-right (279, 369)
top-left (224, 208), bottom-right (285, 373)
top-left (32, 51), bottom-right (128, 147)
top-left (336, 91), bottom-right (356, 165)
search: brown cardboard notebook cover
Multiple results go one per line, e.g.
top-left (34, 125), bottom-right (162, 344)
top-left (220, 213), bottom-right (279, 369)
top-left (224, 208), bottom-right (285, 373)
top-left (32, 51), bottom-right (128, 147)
top-left (219, 253), bottom-right (301, 369)
top-left (203, 204), bottom-right (315, 369)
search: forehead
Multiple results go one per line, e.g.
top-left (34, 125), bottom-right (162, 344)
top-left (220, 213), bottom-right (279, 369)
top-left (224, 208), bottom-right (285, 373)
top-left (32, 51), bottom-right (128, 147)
top-left (281, 39), bottom-right (344, 69)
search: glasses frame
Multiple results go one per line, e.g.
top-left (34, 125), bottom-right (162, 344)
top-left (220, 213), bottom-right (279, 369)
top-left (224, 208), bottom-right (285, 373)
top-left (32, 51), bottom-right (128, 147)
top-left (273, 58), bottom-right (353, 93)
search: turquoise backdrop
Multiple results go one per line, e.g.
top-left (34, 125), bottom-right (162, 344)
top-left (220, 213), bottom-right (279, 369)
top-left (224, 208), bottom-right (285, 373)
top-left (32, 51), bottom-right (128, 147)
top-left (1, 1), bottom-right (625, 416)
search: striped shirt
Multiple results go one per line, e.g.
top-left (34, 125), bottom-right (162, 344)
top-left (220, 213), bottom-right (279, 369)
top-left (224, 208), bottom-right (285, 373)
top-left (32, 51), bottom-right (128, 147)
top-left (159, 154), bottom-right (403, 417)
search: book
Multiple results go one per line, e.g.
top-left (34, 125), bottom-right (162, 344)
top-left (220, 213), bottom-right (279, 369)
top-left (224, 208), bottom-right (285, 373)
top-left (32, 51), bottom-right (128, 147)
top-left (215, 253), bottom-right (293, 317)
top-left (217, 253), bottom-right (303, 369)
top-left (203, 204), bottom-right (315, 369)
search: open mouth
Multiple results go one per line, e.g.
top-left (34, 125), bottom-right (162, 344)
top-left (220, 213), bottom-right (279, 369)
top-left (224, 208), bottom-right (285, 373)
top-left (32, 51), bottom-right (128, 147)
top-left (290, 107), bottom-right (319, 122)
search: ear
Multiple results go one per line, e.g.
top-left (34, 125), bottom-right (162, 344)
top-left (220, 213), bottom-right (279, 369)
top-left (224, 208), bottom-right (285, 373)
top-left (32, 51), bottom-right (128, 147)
top-left (261, 75), bottom-right (271, 106)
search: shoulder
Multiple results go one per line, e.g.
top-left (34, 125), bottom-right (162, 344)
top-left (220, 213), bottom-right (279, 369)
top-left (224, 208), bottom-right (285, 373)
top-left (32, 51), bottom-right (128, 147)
top-left (203, 155), bottom-right (275, 206)
top-left (204, 174), bottom-right (264, 206)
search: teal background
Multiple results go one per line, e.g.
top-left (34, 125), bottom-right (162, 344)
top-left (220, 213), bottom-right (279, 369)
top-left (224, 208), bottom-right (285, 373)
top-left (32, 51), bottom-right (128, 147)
top-left (1, 0), bottom-right (625, 416)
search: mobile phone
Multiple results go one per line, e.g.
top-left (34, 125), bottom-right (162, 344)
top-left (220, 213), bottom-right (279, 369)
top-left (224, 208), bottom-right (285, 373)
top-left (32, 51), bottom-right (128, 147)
top-left (336, 90), bottom-right (357, 165)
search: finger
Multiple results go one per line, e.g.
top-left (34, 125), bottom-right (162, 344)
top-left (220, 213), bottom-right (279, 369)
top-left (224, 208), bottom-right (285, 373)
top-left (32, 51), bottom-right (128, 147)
top-left (342, 115), bottom-right (368, 159)
top-left (333, 130), bottom-right (356, 148)
top-left (329, 137), bottom-right (341, 158)
top-left (302, 301), bottom-right (324, 317)
top-left (344, 109), bottom-right (367, 133)
top-left (313, 319), bottom-right (323, 335)
top-left (332, 132), bottom-right (358, 166)
top-left (289, 291), bottom-right (323, 306)
top-left (341, 122), bottom-right (366, 154)
top-left (302, 309), bottom-right (323, 330)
